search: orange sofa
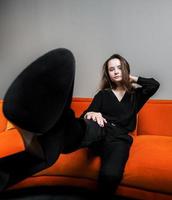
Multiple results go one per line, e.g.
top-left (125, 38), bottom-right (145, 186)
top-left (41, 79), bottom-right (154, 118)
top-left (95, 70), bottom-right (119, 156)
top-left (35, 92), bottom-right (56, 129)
top-left (0, 98), bottom-right (172, 200)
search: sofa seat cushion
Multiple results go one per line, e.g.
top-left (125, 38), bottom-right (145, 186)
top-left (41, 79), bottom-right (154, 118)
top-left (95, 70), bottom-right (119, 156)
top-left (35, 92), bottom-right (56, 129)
top-left (33, 135), bottom-right (172, 195)
top-left (6, 134), bottom-right (172, 196)
top-left (122, 135), bottom-right (172, 194)
top-left (35, 148), bottom-right (101, 180)
top-left (0, 129), bottom-right (25, 158)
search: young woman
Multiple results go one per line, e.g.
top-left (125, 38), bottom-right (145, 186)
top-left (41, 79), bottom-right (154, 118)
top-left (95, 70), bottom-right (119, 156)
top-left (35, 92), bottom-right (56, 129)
top-left (2, 49), bottom-right (159, 197)
top-left (78, 54), bottom-right (160, 197)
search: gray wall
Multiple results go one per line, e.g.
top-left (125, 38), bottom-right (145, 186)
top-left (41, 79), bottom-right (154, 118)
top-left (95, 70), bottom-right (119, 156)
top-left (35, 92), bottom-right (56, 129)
top-left (0, 0), bottom-right (171, 99)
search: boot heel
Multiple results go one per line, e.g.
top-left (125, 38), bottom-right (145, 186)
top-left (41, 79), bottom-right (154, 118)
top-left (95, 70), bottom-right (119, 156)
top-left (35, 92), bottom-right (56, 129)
top-left (18, 128), bottom-right (45, 160)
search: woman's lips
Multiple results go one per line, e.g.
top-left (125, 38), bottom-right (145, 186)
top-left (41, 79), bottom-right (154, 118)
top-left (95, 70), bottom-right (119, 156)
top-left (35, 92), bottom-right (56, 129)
top-left (114, 76), bottom-right (121, 79)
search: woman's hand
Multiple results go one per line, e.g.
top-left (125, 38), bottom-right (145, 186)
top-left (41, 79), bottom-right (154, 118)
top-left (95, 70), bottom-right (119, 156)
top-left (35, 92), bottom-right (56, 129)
top-left (129, 75), bottom-right (138, 83)
top-left (129, 75), bottom-right (142, 88)
top-left (84, 112), bottom-right (107, 127)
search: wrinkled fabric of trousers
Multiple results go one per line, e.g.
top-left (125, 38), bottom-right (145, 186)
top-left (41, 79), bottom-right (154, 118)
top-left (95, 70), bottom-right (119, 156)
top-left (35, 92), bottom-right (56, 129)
top-left (80, 119), bottom-right (133, 196)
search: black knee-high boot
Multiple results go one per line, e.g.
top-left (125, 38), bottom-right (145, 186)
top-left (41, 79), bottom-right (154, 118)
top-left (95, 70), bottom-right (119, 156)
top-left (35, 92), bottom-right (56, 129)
top-left (1, 48), bottom-right (82, 191)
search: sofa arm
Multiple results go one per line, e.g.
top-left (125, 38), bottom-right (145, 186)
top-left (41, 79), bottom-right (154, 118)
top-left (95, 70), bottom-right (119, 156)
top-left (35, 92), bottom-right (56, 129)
top-left (0, 129), bottom-right (25, 158)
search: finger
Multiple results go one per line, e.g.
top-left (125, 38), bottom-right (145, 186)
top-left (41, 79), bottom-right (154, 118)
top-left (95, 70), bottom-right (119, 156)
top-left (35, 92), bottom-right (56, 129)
top-left (85, 112), bottom-right (93, 120)
top-left (87, 115), bottom-right (91, 119)
top-left (97, 117), bottom-right (104, 127)
top-left (92, 115), bottom-right (97, 121)
top-left (96, 117), bottom-right (102, 126)
top-left (103, 118), bottom-right (107, 123)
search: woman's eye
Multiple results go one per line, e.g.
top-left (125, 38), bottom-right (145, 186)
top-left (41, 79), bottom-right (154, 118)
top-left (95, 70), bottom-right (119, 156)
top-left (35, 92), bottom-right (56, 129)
top-left (118, 65), bottom-right (122, 69)
top-left (108, 68), bottom-right (114, 72)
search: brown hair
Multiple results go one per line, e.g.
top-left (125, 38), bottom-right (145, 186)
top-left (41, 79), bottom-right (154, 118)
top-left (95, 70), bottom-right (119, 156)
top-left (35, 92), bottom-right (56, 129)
top-left (100, 54), bottom-right (133, 93)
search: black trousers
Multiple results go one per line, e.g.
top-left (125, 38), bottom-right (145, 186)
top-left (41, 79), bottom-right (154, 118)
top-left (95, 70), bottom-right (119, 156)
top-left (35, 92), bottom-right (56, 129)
top-left (1, 48), bottom-right (133, 196)
top-left (80, 119), bottom-right (133, 196)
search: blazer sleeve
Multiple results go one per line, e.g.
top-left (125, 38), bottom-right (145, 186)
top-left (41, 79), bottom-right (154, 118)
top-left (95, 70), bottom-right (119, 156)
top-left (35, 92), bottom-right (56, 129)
top-left (80, 90), bottom-right (103, 118)
top-left (135, 76), bottom-right (160, 112)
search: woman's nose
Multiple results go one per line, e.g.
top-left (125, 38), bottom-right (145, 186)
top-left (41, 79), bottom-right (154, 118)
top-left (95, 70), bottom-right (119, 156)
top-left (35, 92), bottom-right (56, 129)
top-left (114, 69), bottom-right (119, 74)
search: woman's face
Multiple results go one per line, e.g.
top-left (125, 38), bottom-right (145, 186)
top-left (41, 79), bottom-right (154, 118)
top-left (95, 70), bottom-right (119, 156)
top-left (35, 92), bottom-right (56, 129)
top-left (107, 58), bottom-right (122, 83)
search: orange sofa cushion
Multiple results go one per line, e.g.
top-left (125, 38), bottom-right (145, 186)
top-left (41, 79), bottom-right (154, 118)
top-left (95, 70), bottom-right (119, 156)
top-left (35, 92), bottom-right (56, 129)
top-left (0, 129), bottom-right (25, 158)
top-left (35, 148), bottom-right (101, 180)
top-left (12, 134), bottom-right (172, 195)
top-left (123, 135), bottom-right (172, 194)
top-left (71, 97), bottom-right (92, 118)
top-left (137, 100), bottom-right (172, 136)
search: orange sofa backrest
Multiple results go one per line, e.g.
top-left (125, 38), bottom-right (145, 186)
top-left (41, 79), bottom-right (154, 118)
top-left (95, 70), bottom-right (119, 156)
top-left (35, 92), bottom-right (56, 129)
top-left (1, 99), bottom-right (172, 137)
top-left (71, 97), bottom-right (92, 117)
top-left (137, 99), bottom-right (172, 136)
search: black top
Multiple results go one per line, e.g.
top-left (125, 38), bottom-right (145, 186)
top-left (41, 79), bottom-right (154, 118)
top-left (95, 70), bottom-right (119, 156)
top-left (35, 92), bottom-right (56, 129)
top-left (80, 77), bottom-right (160, 132)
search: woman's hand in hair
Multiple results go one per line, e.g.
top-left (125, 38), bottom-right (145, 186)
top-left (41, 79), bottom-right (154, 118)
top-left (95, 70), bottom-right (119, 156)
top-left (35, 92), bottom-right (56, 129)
top-left (84, 112), bottom-right (107, 127)
top-left (129, 75), bottom-right (139, 83)
top-left (129, 75), bottom-right (142, 89)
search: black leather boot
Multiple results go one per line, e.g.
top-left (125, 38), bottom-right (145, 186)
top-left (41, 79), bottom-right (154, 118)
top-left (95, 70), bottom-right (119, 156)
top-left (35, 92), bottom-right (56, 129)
top-left (1, 48), bottom-right (76, 190)
top-left (17, 128), bottom-right (45, 160)
top-left (3, 48), bottom-right (75, 134)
